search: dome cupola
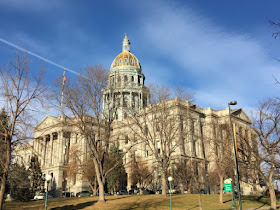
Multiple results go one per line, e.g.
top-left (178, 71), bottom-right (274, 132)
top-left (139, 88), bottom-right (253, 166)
top-left (110, 34), bottom-right (141, 71)
top-left (102, 34), bottom-right (150, 121)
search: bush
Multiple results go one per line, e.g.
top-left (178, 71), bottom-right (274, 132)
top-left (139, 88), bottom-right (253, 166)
top-left (9, 163), bottom-right (32, 201)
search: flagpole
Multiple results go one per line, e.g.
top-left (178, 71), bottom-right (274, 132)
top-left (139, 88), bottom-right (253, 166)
top-left (60, 68), bottom-right (66, 116)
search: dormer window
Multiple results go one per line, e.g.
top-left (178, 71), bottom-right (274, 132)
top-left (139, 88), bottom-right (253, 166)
top-left (119, 59), bottom-right (122, 63)
top-left (130, 58), bottom-right (133, 64)
top-left (125, 58), bottom-right (128, 63)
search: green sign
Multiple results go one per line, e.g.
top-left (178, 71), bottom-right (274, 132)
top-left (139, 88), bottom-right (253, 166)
top-left (224, 178), bottom-right (232, 192)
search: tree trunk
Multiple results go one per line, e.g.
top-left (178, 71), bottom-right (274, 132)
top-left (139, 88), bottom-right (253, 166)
top-left (98, 182), bottom-right (105, 202)
top-left (0, 172), bottom-right (7, 210)
top-left (161, 173), bottom-right (167, 196)
top-left (89, 184), bottom-right (95, 196)
top-left (198, 193), bottom-right (203, 210)
top-left (269, 183), bottom-right (277, 210)
top-left (91, 177), bottom-right (97, 196)
top-left (139, 188), bottom-right (143, 195)
top-left (0, 138), bottom-right (11, 210)
top-left (219, 175), bottom-right (223, 204)
top-left (93, 158), bottom-right (105, 202)
top-left (179, 183), bottom-right (184, 194)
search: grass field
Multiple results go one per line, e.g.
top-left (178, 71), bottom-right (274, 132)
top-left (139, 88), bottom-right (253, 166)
top-left (3, 194), bottom-right (277, 210)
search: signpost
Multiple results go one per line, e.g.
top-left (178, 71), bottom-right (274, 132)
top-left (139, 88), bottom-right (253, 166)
top-left (224, 178), bottom-right (235, 208)
top-left (224, 178), bottom-right (233, 192)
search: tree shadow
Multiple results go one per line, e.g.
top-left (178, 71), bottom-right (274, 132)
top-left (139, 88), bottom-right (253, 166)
top-left (223, 198), bottom-right (233, 203)
top-left (50, 201), bottom-right (96, 210)
top-left (187, 205), bottom-right (199, 210)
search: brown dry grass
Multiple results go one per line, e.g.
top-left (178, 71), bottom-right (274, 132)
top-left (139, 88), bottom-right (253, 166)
top-left (3, 194), bottom-right (275, 210)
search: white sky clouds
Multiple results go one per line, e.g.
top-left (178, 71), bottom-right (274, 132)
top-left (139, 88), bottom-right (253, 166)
top-left (137, 1), bottom-right (280, 111)
top-left (0, 0), bottom-right (280, 116)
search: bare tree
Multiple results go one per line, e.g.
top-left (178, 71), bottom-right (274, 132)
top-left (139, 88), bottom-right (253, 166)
top-left (128, 154), bottom-right (153, 195)
top-left (63, 144), bottom-right (80, 197)
top-left (81, 158), bottom-right (97, 195)
top-left (268, 19), bottom-right (280, 39)
top-left (61, 65), bottom-right (123, 202)
top-left (0, 52), bottom-right (47, 209)
top-left (207, 124), bottom-right (234, 204)
top-left (124, 84), bottom-right (195, 196)
top-left (174, 159), bottom-right (204, 210)
top-left (249, 98), bottom-right (280, 210)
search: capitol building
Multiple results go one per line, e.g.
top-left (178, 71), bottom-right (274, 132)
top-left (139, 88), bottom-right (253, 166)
top-left (15, 35), bottom-right (260, 197)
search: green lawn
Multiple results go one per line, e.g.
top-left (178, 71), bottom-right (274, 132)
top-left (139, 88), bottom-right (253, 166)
top-left (3, 194), bottom-right (277, 210)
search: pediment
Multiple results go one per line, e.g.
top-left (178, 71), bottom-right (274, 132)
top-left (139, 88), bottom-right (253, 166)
top-left (232, 108), bottom-right (252, 124)
top-left (33, 116), bottom-right (59, 132)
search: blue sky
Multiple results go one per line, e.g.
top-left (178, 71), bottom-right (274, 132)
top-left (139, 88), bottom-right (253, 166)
top-left (0, 0), bottom-right (280, 119)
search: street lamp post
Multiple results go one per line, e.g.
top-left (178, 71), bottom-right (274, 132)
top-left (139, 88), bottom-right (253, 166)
top-left (228, 101), bottom-right (242, 210)
top-left (31, 157), bottom-right (35, 198)
top-left (168, 176), bottom-right (173, 210)
top-left (44, 174), bottom-right (52, 210)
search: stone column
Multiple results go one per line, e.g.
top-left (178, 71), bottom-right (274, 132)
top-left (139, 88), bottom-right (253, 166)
top-left (120, 92), bottom-right (123, 106)
top-left (141, 93), bottom-right (143, 108)
top-left (129, 92), bottom-right (132, 107)
top-left (83, 135), bottom-right (87, 162)
top-left (138, 92), bottom-right (140, 108)
top-left (34, 138), bottom-right (37, 155)
top-left (198, 122), bottom-right (204, 158)
top-left (43, 136), bottom-right (46, 166)
top-left (50, 133), bottom-right (54, 165)
top-left (59, 131), bottom-right (64, 164)
top-left (126, 169), bottom-right (132, 191)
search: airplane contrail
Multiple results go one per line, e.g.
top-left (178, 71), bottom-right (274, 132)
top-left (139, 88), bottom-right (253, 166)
top-left (0, 37), bottom-right (82, 77)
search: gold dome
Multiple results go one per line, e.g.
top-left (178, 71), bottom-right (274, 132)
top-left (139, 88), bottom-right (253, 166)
top-left (110, 51), bottom-right (141, 70)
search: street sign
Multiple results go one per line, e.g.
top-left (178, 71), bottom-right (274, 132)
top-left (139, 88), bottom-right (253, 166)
top-left (224, 178), bottom-right (233, 192)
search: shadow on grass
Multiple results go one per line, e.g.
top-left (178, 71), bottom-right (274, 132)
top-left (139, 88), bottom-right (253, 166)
top-left (187, 205), bottom-right (199, 210)
top-left (223, 198), bottom-right (233, 204)
top-left (50, 201), bottom-right (96, 210)
top-left (119, 199), bottom-right (166, 210)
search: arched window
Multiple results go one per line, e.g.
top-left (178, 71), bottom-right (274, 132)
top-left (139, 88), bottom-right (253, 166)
top-left (119, 58), bottom-right (122, 64)
top-left (123, 95), bottom-right (128, 107)
top-left (131, 76), bottom-right (134, 82)
top-left (145, 144), bottom-right (149, 157)
top-left (124, 75), bottom-right (128, 83)
top-left (125, 58), bottom-right (128, 63)
top-left (132, 96), bottom-right (135, 107)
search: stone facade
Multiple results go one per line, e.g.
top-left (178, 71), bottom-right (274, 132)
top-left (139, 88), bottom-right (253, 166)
top-left (15, 35), bottom-right (260, 196)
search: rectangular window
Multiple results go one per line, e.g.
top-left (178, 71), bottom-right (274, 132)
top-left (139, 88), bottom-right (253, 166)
top-left (158, 167), bottom-right (161, 175)
top-left (145, 126), bottom-right (148, 135)
top-left (156, 122), bottom-right (160, 132)
top-left (53, 132), bottom-right (58, 140)
top-left (125, 135), bottom-right (128, 144)
top-left (193, 140), bottom-right (196, 156)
